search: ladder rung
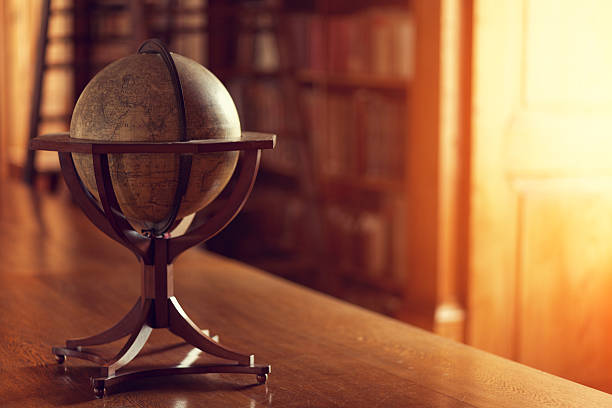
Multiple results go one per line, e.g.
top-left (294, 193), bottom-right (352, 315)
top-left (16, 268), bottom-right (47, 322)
top-left (39, 113), bottom-right (71, 124)
top-left (48, 34), bottom-right (74, 44)
top-left (49, 34), bottom-right (134, 45)
top-left (44, 62), bottom-right (73, 70)
top-left (53, 2), bottom-right (129, 14)
top-left (49, 7), bottom-right (73, 15)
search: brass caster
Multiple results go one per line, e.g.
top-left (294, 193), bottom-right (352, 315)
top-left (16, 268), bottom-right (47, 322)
top-left (92, 378), bottom-right (106, 398)
top-left (256, 374), bottom-right (268, 384)
top-left (93, 386), bottom-right (105, 399)
top-left (54, 354), bottom-right (65, 364)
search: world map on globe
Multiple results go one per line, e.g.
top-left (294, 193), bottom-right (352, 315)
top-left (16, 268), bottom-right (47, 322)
top-left (70, 52), bottom-right (240, 233)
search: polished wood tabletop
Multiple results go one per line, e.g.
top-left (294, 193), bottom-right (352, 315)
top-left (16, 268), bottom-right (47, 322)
top-left (1, 180), bottom-right (611, 407)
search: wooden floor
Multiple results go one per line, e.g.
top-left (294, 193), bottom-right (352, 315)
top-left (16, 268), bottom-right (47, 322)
top-left (1, 179), bottom-right (611, 407)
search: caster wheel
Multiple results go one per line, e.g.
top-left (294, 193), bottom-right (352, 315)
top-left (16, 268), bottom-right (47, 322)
top-left (54, 354), bottom-right (65, 364)
top-left (256, 374), bottom-right (268, 384)
top-left (93, 387), bottom-right (105, 399)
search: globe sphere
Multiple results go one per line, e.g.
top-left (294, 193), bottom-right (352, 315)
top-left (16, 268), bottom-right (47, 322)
top-left (70, 52), bottom-right (240, 234)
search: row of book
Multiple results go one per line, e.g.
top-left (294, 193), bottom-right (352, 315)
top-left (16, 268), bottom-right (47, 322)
top-left (204, 2), bottom-right (412, 293)
top-left (207, 186), bottom-right (316, 264)
top-left (304, 88), bottom-right (406, 182)
top-left (227, 79), bottom-right (406, 183)
top-left (227, 79), bottom-right (293, 134)
top-left (289, 8), bottom-right (415, 79)
top-left (227, 79), bottom-right (304, 176)
top-left (323, 196), bottom-right (406, 286)
top-left (231, 7), bottom-right (414, 78)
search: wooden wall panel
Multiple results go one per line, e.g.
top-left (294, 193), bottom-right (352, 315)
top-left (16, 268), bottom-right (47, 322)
top-left (523, 0), bottom-right (612, 109)
top-left (517, 186), bottom-right (612, 391)
top-left (402, 0), bottom-right (471, 339)
top-left (432, 0), bottom-right (471, 341)
top-left (468, 0), bottom-right (523, 358)
top-left (470, 0), bottom-right (612, 391)
top-left (403, 0), bottom-right (442, 328)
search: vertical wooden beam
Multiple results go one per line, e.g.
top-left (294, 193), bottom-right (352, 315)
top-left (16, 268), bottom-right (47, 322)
top-left (433, 0), bottom-right (473, 341)
top-left (455, 0), bottom-right (473, 341)
top-left (436, 0), bottom-right (461, 334)
top-left (402, 0), bottom-right (472, 336)
top-left (153, 237), bottom-right (171, 328)
top-left (403, 0), bottom-right (442, 330)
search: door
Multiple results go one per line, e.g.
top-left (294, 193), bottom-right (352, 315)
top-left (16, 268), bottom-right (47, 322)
top-left (470, 0), bottom-right (612, 391)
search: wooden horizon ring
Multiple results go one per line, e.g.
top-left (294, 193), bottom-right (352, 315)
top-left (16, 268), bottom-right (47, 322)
top-left (34, 131), bottom-right (275, 265)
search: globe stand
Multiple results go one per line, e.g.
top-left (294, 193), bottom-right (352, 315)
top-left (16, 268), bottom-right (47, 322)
top-left (30, 131), bottom-right (275, 398)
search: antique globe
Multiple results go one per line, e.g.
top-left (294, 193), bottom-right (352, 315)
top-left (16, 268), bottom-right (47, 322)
top-left (70, 52), bottom-right (240, 234)
top-left (29, 40), bottom-right (274, 396)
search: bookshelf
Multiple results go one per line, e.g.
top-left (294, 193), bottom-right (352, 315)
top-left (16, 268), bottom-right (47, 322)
top-left (22, 0), bottom-right (210, 183)
top-left (297, 69), bottom-right (410, 90)
top-left (204, 0), bottom-right (416, 317)
top-left (6, 0), bottom-right (467, 329)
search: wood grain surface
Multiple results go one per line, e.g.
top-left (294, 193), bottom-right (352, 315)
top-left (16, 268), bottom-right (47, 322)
top-left (1, 180), bottom-right (611, 407)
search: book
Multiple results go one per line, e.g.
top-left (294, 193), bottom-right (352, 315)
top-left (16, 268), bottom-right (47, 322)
top-left (296, 7), bottom-right (414, 79)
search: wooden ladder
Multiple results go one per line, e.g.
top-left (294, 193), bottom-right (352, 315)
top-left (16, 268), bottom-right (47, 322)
top-left (23, 0), bottom-right (178, 185)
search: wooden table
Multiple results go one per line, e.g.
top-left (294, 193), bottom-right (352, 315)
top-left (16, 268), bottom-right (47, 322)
top-left (1, 180), bottom-right (611, 407)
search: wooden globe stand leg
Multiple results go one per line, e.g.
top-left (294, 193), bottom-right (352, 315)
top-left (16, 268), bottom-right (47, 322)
top-left (62, 299), bottom-right (143, 350)
top-left (53, 238), bottom-right (270, 398)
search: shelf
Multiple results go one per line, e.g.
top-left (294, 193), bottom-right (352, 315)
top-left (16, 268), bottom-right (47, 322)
top-left (190, 4), bottom-right (284, 16)
top-left (39, 112), bottom-right (71, 124)
top-left (297, 69), bottom-right (410, 91)
top-left (320, 174), bottom-right (404, 193)
top-left (315, 0), bottom-right (408, 15)
top-left (150, 26), bottom-right (208, 35)
top-left (333, 263), bottom-right (404, 296)
top-left (202, 0), bottom-right (413, 317)
top-left (259, 161), bottom-right (300, 181)
top-left (216, 68), bottom-right (295, 80)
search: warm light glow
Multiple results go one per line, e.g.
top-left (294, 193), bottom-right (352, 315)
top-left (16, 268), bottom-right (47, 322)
top-left (471, 0), bottom-right (612, 391)
top-left (435, 0), bottom-right (464, 341)
top-left (178, 347), bottom-right (202, 368)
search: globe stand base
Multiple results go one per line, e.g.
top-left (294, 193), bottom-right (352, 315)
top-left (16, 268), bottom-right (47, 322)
top-left (52, 242), bottom-right (270, 398)
top-left (30, 131), bottom-right (276, 398)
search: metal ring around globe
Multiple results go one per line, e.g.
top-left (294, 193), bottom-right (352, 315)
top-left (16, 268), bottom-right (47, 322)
top-left (167, 149), bottom-right (262, 262)
top-left (93, 153), bottom-right (151, 259)
top-left (137, 39), bottom-right (192, 237)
